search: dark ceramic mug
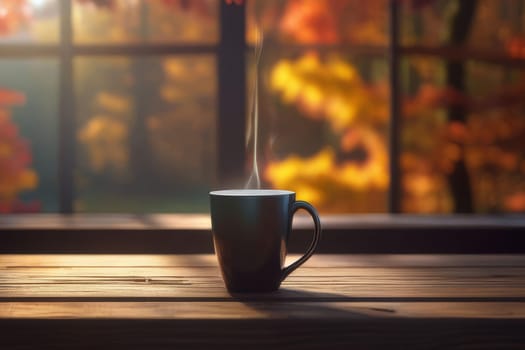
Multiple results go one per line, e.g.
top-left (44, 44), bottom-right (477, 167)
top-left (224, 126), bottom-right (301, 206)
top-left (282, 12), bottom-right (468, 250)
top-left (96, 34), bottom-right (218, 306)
top-left (209, 189), bottom-right (321, 293)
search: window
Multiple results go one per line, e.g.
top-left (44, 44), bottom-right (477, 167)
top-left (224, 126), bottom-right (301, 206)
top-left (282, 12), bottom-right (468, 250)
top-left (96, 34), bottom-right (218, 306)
top-left (1, 0), bottom-right (221, 213)
top-left (1, 0), bottom-right (525, 216)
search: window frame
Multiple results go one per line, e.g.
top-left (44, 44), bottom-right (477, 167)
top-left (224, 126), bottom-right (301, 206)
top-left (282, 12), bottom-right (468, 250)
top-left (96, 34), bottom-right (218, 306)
top-left (1, 1), bottom-right (524, 254)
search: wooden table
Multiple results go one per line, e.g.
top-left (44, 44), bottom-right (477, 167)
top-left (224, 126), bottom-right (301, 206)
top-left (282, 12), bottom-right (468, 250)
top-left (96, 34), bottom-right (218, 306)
top-left (1, 254), bottom-right (525, 349)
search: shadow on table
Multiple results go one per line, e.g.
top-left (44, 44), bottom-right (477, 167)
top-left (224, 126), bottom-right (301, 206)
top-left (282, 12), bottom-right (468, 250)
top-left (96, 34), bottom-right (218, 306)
top-left (228, 288), bottom-right (396, 320)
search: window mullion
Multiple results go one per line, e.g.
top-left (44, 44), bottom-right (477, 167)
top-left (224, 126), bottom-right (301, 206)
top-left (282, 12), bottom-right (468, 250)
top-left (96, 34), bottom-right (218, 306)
top-left (58, 0), bottom-right (75, 213)
top-left (388, 0), bottom-right (402, 214)
top-left (217, 2), bottom-right (247, 188)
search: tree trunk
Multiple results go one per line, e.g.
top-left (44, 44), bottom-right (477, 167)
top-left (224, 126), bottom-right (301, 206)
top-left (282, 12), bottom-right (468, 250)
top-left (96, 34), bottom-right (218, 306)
top-left (445, 0), bottom-right (477, 213)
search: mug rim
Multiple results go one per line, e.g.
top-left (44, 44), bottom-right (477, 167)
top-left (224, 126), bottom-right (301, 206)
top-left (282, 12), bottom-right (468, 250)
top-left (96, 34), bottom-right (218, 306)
top-left (210, 189), bottom-right (294, 196)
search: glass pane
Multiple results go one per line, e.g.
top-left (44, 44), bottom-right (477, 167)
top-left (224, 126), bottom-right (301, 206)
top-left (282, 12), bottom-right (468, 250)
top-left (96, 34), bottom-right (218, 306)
top-left (73, 0), bottom-right (141, 44)
top-left (400, 57), bottom-right (525, 214)
top-left (0, 59), bottom-right (59, 213)
top-left (74, 0), bottom-right (218, 44)
top-left (146, 0), bottom-right (218, 44)
top-left (400, 0), bottom-right (525, 214)
top-left (247, 0), bottom-right (389, 46)
top-left (259, 54), bottom-right (390, 213)
top-left (247, 1), bottom-right (390, 213)
top-left (401, 0), bottom-right (525, 53)
top-left (400, 58), bottom-right (452, 213)
top-left (0, 0), bottom-right (59, 43)
top-left (469, 0), bottom-right (525, 52)
top-left (400, 0), bottom-right (453, 47)
top-left (75, 55), bottom-right (217, 213)
top-left (465, 63), bottom-right (525, 213)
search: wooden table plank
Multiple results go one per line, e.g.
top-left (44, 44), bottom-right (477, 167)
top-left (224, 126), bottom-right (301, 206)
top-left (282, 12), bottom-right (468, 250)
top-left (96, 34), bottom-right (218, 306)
top-left (1, 255), bottom-right (525, 299)
top-left (2, 301), bottom-right (525, 319)
top-left (2, 254), bottom-right (525, 267)
top-left (1, 277), bottom-right (525, 299)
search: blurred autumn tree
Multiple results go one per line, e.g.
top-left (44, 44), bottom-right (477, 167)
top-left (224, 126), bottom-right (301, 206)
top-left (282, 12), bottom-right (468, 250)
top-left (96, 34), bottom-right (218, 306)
top-left (1, 0), bottom-right (524, 213)
top-left (246, 0), bottom-right (390, 212)
top-left (254, 0), bottom-right (525, 214)
top-left (74, 0), bottom-right (217, 212)
top-left (265, 52), bottom-right (390, 212)
top-left (401, 0), bottom-right (525, 213)
top-left (0, 88), bottom-right (39, 213)
top-left (0, 0), bottom-right (52, 213)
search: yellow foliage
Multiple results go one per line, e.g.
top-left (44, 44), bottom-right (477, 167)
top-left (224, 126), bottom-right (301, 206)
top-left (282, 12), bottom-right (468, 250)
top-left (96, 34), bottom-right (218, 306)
top-left (295, 186), bottom-right (323, 205)
top-left (77, 115), bottom-right (129, 174)
top-left (96, 92), bottom-right (131, 114)
top-left (326, 57), bottom-right (358, 82)
top-left (302, 84), bottom-right (324, 110)
top-left (270, 53), bottom-right (387, 132)
top-left (282, 77), bottom-right (303, 103)
top-left (270, 60), bottom-right (292, 91)
top-left (164, 59), bottom-right (187, 79)
top-left (325, 96), bottom-right (358, 131)
top-left (266, 131), bottom-right (389, 211)
top-left (296, 53), bottom-right (321, 71)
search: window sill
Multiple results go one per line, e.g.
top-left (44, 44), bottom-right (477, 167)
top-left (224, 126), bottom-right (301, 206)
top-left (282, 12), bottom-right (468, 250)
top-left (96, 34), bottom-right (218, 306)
top-left (1, 214), bottom-right (524, 254)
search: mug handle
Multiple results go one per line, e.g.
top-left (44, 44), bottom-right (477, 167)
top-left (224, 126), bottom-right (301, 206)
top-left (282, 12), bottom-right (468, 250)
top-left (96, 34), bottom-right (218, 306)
top-left (281, 200), bottom-right (322, 281)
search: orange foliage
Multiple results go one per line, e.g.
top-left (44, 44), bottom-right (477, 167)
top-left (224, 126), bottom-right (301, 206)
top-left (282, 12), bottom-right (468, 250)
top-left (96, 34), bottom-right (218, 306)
top-left (280, 0), bottom-right (339, 44)
top-left (0, 0), bottom-right (31, 36)
top-left (504, 192), bottom-right (525, 212)
top-left (507, 37), bottom-right (525, 59)
top-left (403, 84), bottom-right (466, 118)
top-left (279, 0), bottom-right (388, 45)
top-left (0, 87), bottom-right (25, 105)
top-left (402, 73), bottom-right (525, 213)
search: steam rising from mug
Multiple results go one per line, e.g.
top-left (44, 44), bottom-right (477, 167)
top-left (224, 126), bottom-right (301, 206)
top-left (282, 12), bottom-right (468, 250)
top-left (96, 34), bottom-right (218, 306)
top-left (244, 23), bottom-right (263, 189)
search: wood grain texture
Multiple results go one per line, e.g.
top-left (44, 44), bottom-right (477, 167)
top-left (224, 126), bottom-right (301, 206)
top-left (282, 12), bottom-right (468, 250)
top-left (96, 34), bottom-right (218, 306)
top-left (2, 301), bottom-right (525, 319)
top-left (3, 254), bottom-right (525, 267)
top-left (1, 255), bottom-right (525, 299)
top-left (1, 254), bottom-right (525, 349)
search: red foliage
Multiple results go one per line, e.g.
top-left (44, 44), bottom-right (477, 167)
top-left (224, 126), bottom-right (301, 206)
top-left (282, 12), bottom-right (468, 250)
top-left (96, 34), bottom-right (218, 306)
top-left (507, 37), bottom-right (525, 59)
top-left (0, 87), bottom-right (40, 213)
